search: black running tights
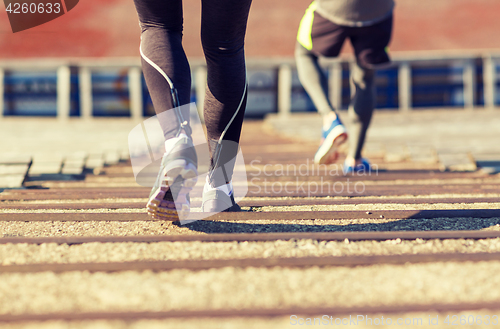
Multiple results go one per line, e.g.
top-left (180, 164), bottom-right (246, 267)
top-left (133, 0), bottom-right (252, 182)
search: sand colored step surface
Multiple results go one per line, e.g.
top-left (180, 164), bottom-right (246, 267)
top-left (2, 215), bottom-right (500, 237)
top-left (1, 237), bottom-right (500, 266)
top-left (1, 262), bottom-right (500, 314)
top-left (1, 116), bottom-right (499, 328)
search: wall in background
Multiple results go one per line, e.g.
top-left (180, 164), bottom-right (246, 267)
top-left (0, 0), bottom-right (500, 59)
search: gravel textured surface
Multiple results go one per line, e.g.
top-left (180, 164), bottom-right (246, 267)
top-left (1, 209), bottom-right (147, 214)
top-left (2, 238), bottom-right (500, 265)
top-left (2, 116), bottom-right (499, 328)
top-left (2, 194), bottom-right (500, 205)
top-left (2, 202), bottom-right (499, 213)
top-left (251, 178), bottom-right (500, 186)
top-left (1, 262), bottom-right (500, 314)
top-left (0, 221), bottom-right (198, 238)
top-left (258, 202), bottom-right (500, 211)
top-left (3, 312), bottom-right (500, 329)
top-left (0, 198), bottom-right (148, 205)
top-left (2, 217), bottom-right (500, 237)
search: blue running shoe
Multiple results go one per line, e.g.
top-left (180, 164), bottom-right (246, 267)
top-left (314, 117), bottom-right (348, 164)
top-left (343, 158), bottom-right (371, 174)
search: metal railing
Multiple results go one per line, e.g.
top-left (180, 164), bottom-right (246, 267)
top-left (0, 50), bottom-right (499, 120)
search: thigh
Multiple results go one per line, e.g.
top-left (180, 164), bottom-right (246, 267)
top-left (349, 15), bottom-right (393, 68)
top-left (309, 12), bottom-right (347, 58)
top-left (201, 0), bottom-right (252, 46)
top-left (133, 0), bottom-right (183, 31)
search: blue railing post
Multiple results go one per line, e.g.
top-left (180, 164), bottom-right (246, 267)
top-left (483, 55), bottom-right (496, 110)
top-left (278, 64), bottom-right (292, 116)
top-left (57, 65), bottom-right (71, 120)
top-left (463, 59), bottom-right (476, 109)
top-left (79, 66), bottom-right (93, 119)
top-left (128, 66), bottom-right (143, 121)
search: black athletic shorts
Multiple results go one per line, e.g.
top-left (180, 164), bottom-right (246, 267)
top-left (297, 2), bottom-right (393, 69)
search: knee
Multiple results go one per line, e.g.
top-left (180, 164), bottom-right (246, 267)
top-left (352, 66), bottom-right (375, 86)
top-left (201, 33), bottom-right (245, 57)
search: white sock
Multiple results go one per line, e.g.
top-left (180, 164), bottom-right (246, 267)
top-left (164, 133), bottom-right (188, 154)
top-left (204, 176), bottom-right (233, 196)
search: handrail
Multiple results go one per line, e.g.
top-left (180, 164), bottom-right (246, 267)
top-left (0, 50), bottom-right (499, 119)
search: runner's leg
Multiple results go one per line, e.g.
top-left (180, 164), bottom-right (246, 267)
top-left (346, 63), bottom-right (375, 162)
top-left (296, 8), bottom-right (348, 164)
top-left (295, 42), bottom-right (335, 117)
top-left (346, 15), bottom-right (392, 165)
top-left (201, 0), bottom-right (252, 187)
top-left (133, 0), bottom-right (197, 220)
top-left (133, 0), bottom-right (191, 139)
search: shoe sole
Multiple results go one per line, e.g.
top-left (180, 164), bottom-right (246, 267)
top-left (202, 203), bottom-right (241, 213)
top-left (314, 125), bottom-right (348, 165)
top-left (147, 159), bottom-right (197, 221)
top-left (201, 188), bottom-right (241, 213)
